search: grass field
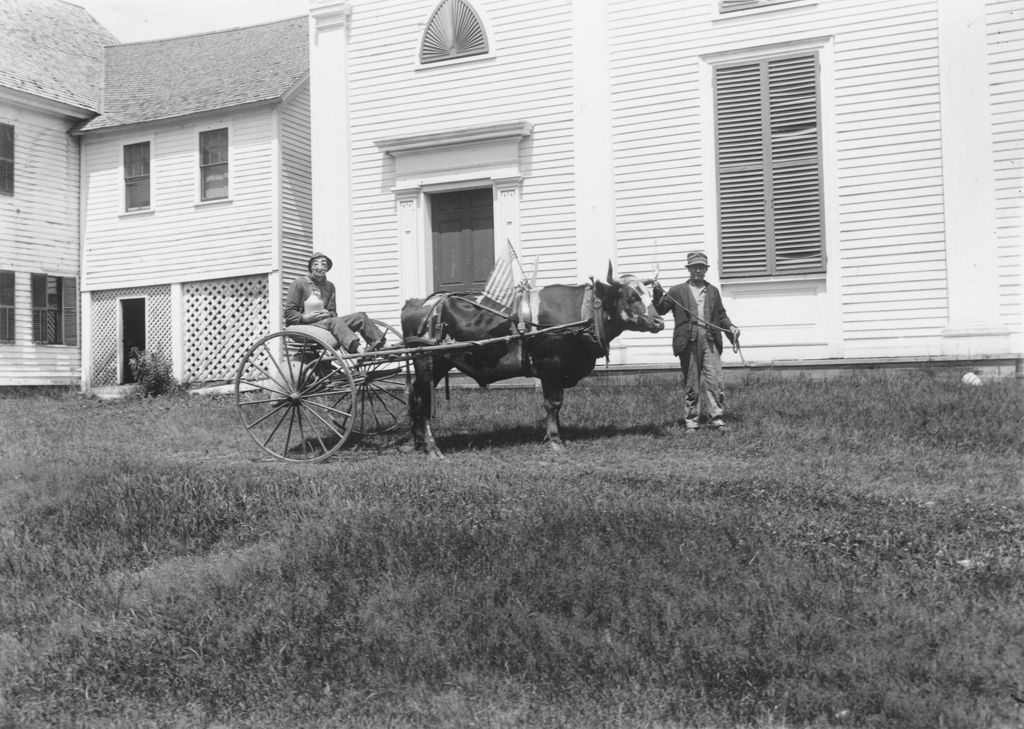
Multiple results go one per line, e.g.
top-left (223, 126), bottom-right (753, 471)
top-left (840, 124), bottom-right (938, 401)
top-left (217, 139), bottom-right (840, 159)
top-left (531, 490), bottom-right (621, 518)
top-left (1, 371), bottom-right (1022, 728)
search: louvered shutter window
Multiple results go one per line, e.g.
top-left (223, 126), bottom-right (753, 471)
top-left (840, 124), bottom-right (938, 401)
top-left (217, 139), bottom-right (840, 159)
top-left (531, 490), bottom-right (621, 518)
top-left (0, 270), bottom-right (14, 341)
top-left (420, 0), bottom-right (488, 64)
top-left (0, 123), bottom-right (13, 196)
top-left (62, 277), bottom-right (78, 346)
top-left (720, 0), bottom-right (802, 13)
top-left (714, 53), bottom-right (825, 278)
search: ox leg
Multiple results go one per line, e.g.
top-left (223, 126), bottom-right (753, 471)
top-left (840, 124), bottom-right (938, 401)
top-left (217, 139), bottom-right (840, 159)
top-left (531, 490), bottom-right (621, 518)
top-left (540, 378), bottom-right (567, 452)
top-left (408, 356), bottom-right (444, 459)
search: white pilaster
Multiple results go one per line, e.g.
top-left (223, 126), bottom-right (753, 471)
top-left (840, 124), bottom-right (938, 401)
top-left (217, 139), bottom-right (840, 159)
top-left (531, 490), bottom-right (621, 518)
top-left (170, 282), bottom-right (184, 382)
top-left (937, 0), bottom-right (1009, 355)
top-left (395, 190), bottom-right (426, 299)
top-left (494, 179), bottom-right (522, 267)
top-left (572, 0), bottom-right (616, 280)
top-left (309, 1), bottom-right (355, 312)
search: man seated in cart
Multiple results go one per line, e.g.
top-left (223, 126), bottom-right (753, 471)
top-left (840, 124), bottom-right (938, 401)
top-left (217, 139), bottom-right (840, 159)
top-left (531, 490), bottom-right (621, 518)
top-left (284, 252), bottom-right (386, 354)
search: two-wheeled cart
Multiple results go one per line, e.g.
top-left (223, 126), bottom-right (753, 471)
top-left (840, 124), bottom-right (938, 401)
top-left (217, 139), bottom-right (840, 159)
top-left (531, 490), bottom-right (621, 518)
top-left (234, 318), bottom-right (596, 463)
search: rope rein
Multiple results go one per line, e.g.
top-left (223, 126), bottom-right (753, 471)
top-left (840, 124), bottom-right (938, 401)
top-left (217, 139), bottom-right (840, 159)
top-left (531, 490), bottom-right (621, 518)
top-left (657, 287), bottom-right (748, 367)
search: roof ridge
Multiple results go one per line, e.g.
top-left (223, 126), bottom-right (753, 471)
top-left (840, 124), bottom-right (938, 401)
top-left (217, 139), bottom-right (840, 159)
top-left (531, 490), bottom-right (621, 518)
top-left (110, 14), bottom-right (307, 47)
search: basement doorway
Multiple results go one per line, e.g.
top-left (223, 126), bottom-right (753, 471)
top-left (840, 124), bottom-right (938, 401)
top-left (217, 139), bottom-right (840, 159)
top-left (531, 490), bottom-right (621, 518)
top-left (120, 298), bottom-right (146, 384)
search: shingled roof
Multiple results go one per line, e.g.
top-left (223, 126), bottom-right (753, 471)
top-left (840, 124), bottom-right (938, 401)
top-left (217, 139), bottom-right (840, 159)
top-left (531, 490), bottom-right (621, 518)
top-left (0, 0), bottom-right (118, 112)
top-left (78, 16), bottom-right (309, 133)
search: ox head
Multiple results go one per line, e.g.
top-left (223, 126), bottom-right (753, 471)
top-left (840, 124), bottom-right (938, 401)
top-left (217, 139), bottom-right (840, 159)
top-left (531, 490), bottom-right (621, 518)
top-left (598, 262), bottom-right (665, 335)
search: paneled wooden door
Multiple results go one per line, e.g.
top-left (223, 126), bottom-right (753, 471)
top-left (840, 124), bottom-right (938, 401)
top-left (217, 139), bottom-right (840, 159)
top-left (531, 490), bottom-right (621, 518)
top-left (431, 188), bottom-right (494, 293)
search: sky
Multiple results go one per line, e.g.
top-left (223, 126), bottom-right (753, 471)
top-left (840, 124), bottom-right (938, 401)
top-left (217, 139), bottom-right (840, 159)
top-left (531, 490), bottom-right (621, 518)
top-left (73, 0), bottom-right (311, 43)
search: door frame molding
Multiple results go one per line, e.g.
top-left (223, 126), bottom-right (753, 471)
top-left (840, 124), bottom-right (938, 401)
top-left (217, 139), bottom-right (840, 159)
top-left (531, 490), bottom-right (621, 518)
top-left (376, 121), bottom-right (532, 299)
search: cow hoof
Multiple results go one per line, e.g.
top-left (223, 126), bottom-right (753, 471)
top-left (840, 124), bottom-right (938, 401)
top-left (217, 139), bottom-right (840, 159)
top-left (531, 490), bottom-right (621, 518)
top-left (427, 449), bottom-right (445, 460)
top-left (547, 439), bottom-right (567, 452)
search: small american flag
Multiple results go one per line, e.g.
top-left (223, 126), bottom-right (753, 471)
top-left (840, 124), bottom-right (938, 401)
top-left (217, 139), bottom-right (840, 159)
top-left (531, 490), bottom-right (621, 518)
top-left (478, 253), bottom-right (516, 311)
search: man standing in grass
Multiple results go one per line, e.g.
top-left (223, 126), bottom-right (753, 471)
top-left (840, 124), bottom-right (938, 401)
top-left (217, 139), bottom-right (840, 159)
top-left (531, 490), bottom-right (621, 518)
top-left (653, 251), bottom-right (740, 433)
top-left (284, 252), bottom-right (386, 354)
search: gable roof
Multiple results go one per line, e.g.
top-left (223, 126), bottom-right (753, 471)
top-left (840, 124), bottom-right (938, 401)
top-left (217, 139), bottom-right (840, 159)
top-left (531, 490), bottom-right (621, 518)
top-left (0, 0), bottom-right (118, 113)
top-left (78, 16), bottom-right (309, 133)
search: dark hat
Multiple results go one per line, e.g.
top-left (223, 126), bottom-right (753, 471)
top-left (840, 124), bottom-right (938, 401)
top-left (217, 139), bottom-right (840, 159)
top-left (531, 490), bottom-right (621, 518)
top-left (686, 251), bottom-right (710, 268)
top-left (307, 252), bottom-right (333, 272)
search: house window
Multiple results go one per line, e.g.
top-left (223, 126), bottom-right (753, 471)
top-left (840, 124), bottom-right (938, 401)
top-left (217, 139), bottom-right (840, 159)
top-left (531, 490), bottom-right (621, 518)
top-left (713, 52), bottom-right (825, 278)
top-left (720, 0), bottom-right (803, 12)
top-left (420, 0), bottom-right (488, 64)
top-left (31, 274), bottom-right (77, 345)
top-left (0, 270), bottom-right (14, 341)
top-left (0, 123), bottom-right (13, 196)
top-left (124, 141), bottom-right (151, 211)
top-left (199, 128), bottom-right (229, 201)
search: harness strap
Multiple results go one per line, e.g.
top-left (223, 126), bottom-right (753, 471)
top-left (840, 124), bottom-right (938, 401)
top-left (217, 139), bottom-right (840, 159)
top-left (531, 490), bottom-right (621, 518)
top-left (582, 282), bottom-right (608, 358)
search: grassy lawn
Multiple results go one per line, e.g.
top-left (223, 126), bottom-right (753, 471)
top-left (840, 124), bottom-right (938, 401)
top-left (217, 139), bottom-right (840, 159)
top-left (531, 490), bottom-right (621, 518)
top-left (1, 371), bottom-right (1022, 728)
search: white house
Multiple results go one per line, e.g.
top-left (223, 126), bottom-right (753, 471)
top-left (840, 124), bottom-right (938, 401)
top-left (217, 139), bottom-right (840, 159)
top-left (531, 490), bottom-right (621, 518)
top-left (308, 0), bottom-right (1022, 372)
top-left (76, 17), bottom-right (313, 388)
top-left (0, 0), bottom-right (116, 386)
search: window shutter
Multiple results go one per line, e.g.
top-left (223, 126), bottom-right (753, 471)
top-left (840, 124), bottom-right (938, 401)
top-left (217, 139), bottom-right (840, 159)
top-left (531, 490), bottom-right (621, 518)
top-left (0, 123), bottom-right (12, 196)
top-left (420, 0), bottom-right (488, 64)
top-left (62, 277), bottom-right (78, 346)
top-left (30, 273), bottom-right (46, 342)
top-left (768, 55), bottom-right (824, 273)
top-left (0, 270), bottom-right (14, 341)
top-left (714, 53), bottom-right (824, 278)
top-left (715, 62), bottom-right (770, 276)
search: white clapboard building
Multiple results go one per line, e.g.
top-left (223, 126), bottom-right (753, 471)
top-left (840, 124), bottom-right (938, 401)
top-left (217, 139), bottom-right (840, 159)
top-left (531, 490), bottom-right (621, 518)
top-left (308, 0), bottom-right (1021, 372)
top-left (0, 0), bottom-right (116, 386)
top-left (76, 18), bottom-right (312, 388)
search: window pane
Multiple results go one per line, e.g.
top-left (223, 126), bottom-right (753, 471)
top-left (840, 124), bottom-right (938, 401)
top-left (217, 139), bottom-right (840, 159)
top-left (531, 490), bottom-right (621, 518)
top-left (200, 128), bottom-right (228, 164)
top-left (0, 124), bottom-right (12, 158)
top-left (124, 142), bottom-right (151, 210)
top-left (202, 164), bottom-right (229, 200)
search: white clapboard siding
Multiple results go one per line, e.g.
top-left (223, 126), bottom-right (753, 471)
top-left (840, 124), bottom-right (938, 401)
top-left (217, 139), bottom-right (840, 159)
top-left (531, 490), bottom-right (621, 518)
top-left (988, 0), bottom-right (1023, 334)
top-left (608, 0), bottom-right (951, 360)
top-left (82, 108), bottom-right (279, 291)
top-left (0, 104), bottom-right (82, 385)
top-left (280, 83), bottom-right (314, 307)
top-left (345, 0), bottom-right (576, 319)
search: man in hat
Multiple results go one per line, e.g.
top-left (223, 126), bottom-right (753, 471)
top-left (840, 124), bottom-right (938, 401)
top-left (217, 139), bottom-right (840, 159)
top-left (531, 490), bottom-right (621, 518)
top-left (653, 251), bottom-right (740, 432)
top-left (284, 252), bottom-right (386, 354)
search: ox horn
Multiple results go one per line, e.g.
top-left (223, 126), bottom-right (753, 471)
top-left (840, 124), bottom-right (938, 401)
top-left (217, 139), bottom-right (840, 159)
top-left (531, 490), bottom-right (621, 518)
top-left (607, 260), bottom-right (615, 284)
top-left (642, 263), bottom-right (660, 286)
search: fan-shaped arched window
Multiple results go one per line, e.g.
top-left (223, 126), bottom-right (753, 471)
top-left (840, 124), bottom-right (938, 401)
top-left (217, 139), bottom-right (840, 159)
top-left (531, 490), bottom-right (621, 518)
top-left (420, 0), bottom-right (489, 64)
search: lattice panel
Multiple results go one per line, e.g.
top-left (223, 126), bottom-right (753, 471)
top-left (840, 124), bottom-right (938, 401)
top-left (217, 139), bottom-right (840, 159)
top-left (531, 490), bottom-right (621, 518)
top-left (184, 275), bottom-right (271, 383)
top-left (90, 286), bottom-right (173, 387)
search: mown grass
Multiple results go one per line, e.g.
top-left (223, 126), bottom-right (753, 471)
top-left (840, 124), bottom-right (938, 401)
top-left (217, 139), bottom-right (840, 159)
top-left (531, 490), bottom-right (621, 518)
top-left (0, 371), bottom-right (1022, 728)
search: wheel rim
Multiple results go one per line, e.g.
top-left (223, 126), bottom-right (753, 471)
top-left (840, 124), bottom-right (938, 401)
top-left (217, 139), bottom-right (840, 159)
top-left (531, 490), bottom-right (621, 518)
top-left (235, 331), bottom-right (356, 462)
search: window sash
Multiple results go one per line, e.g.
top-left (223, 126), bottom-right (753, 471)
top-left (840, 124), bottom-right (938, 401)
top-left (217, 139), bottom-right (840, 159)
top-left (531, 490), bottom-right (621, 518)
top-left (200, 128), bottom-right (229, 201)
top-left (0, 270), bottom-right (14, 342)
top-left (713, 53), bottom-right (825, 278)
top-left (30, 273), bottom-right (76, 345)
top-left (124, 142), bottom-right (151, 210)
top-left (0, 123), bottom-right (13, 196)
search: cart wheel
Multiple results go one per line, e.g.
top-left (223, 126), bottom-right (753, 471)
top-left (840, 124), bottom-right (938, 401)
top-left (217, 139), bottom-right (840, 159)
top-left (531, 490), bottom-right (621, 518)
top-left (350, 320), bottom-right (408, 435)
top-left (235, 330), bottom-right (356, 462)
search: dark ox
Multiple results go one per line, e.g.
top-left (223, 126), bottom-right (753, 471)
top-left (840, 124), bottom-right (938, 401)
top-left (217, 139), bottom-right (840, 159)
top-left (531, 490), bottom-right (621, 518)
top-left (401, 265), bottom-right (665, 458)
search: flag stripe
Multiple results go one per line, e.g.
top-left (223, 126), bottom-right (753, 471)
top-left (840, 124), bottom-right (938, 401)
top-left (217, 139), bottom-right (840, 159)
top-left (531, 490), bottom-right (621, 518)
top-left (479, 255), bottom-right (515, 311)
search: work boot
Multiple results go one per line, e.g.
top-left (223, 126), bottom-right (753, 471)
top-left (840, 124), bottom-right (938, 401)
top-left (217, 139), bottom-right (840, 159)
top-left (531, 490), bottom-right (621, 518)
top-left (366, 335), bottom-right (387, 351)
top-left (345, 340), bottom-right (360, 355)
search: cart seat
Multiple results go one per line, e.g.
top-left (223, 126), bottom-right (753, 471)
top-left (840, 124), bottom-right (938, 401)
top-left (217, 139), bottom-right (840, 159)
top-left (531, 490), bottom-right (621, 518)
top-left (284, 324), bottom-right (340, 350)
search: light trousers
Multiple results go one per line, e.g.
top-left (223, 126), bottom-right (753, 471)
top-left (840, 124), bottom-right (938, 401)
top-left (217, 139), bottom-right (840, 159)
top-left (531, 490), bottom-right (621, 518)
top-left (678, 331), bottom-right (724, 428)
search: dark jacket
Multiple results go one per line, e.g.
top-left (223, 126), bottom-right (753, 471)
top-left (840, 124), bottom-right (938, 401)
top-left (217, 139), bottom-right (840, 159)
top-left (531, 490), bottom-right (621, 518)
top-left (654, 280), bottom-right (735, 355)
top-left (283, 275), bottom-right (338, 326)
